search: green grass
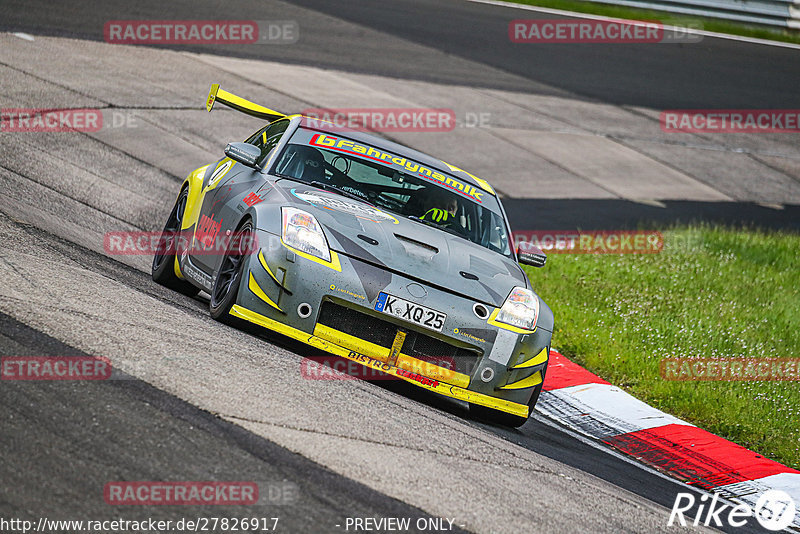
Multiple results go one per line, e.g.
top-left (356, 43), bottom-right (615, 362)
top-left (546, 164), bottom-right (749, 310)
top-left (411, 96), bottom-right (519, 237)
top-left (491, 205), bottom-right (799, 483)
top-left (508, 0), bottom-right (800, 45)
top-left (523, 224), bottom-right (800, 469)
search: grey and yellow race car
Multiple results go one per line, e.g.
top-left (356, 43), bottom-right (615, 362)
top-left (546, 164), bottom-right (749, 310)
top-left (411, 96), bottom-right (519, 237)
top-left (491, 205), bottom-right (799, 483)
top-left (152, 85), bottom-right (553, 427)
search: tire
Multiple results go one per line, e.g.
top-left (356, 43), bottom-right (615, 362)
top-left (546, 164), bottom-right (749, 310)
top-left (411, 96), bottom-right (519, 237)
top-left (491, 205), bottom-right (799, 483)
top-left (152, 187), bottom-right (200, 297)
top-left (209, 219), bottom-right (254, 323)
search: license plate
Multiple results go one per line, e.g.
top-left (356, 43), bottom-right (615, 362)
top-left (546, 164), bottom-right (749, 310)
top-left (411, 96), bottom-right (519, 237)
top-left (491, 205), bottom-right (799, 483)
top-left (374, 292), bottom-right (446, 332)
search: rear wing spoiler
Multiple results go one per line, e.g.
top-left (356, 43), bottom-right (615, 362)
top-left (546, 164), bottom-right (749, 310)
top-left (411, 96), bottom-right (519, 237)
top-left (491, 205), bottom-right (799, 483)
top-left (205, 84), bottom-right (286, 122)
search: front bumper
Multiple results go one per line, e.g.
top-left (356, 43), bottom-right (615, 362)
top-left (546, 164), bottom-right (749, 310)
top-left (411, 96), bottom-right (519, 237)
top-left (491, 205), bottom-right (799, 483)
top-left (230, 305), bottom-right (531, 417)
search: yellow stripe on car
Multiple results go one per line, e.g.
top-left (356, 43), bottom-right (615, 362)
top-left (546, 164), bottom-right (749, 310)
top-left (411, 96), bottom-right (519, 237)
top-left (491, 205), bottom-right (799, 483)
top-left (204, 158), bottom-right (234, 192)
top-left (173, 164), bottom-right (211, 280)
top-left (387, 330), bottom-right (407, 366)
top-left (247, 272), bottom-right (283, 312)
top-left (314, 324), bottom-right (470, 388)
top-left (258, 250), bottom-right (283, 286)
top-left (500, 370), bottom-right (543, 390)
top-left (314, 323), bottom-right (391, 363)
top-left (511, 347), bottom-right (548, 370)
top-left (180, 164), bottom-right (211, 232)
top-left (173, 258), bottom-right (185, 280)
top-left (281, 239), bottom-right (342, 272)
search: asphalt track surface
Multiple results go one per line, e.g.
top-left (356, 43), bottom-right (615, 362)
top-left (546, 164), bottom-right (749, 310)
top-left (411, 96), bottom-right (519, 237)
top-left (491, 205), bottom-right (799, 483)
top-left (0, 312), bottom-right (466, 533)
top-left (6, 0), bottom-right (800, 109)
top-left (0, 1), bottom-right (796, 532)
top-left (5, 0), bottom-right (799, 230)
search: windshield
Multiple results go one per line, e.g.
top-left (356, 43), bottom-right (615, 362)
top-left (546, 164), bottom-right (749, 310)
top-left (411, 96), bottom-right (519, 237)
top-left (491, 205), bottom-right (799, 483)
top-left (272, 127), bottom-right (512, 257)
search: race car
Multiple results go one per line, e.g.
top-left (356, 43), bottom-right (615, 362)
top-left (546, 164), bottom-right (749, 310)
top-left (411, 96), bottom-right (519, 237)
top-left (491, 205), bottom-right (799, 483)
top-left (152, 84), bottom-right (554, 427)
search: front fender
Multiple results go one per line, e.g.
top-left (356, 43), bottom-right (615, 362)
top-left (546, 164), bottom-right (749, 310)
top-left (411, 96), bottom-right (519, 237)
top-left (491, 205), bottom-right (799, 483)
top-left (180, 164), bottom-right (211, 232)
top-left (536, 297), bottom-right (554, 333)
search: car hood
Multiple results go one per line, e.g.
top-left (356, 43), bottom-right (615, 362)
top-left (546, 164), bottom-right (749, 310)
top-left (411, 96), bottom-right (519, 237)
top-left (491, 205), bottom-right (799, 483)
top-left (275, 183), bottom-right (527, 306)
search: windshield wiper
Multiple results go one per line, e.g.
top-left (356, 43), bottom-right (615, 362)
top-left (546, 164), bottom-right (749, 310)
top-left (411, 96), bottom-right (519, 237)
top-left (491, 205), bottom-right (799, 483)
top-left (310, 181), bottom-right (375, 206)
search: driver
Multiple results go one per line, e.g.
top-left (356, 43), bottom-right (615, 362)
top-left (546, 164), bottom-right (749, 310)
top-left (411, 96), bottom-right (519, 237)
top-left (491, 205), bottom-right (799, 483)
top-left (421, 195), bottom-right (459, 226)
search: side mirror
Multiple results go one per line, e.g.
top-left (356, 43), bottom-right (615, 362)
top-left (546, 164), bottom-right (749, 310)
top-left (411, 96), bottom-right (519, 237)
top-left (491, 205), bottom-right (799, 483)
top-left (518, 244), bottom-right (547, 268)
top-left (225, 142), bottom-right (262, 169)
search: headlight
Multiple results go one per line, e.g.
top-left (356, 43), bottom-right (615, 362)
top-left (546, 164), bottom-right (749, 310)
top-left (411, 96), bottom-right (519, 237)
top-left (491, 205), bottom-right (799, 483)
top-left (496, 287), bottom-right (539, 330)
top-left (281, 207), bottom-right (331, 262)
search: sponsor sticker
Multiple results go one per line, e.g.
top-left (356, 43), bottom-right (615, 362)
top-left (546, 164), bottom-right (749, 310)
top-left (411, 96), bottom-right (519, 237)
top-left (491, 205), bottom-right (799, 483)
top-left (292, 189), bottom-right (399, 223)
top-left (195, 214), bottom-right (222, 250)
top-left (243, 191), bottom-right (265, 206)
top-left (329, 284), bottom-right (366, 301)
top-left (307, 133), bottom-right (485, 203)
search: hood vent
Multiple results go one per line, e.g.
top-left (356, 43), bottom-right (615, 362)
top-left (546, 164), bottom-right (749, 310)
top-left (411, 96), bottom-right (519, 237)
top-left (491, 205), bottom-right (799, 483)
top-left (394, 233), bottom-right (438, 262)
top-left (357, 234), bottom-right (379, 246)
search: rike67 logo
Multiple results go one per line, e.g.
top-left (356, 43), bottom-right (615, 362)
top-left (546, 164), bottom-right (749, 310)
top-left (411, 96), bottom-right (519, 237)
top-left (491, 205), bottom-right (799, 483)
top-left (669, 490), bottom-right (796, 531)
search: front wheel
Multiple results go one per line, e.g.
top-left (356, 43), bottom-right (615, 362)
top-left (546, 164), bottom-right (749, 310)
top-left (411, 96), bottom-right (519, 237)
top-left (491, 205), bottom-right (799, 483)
top-left (209, 219), bottom-right (254, 323)
top-left (152, 188), bottom-right (199, 297)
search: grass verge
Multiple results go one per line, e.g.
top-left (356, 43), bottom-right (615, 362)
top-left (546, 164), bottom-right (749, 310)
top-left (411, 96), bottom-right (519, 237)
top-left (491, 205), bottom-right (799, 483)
top-left (505, 0), bottom-right (800, 45)
top-left (523, 224), bottom-right (800, 469)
